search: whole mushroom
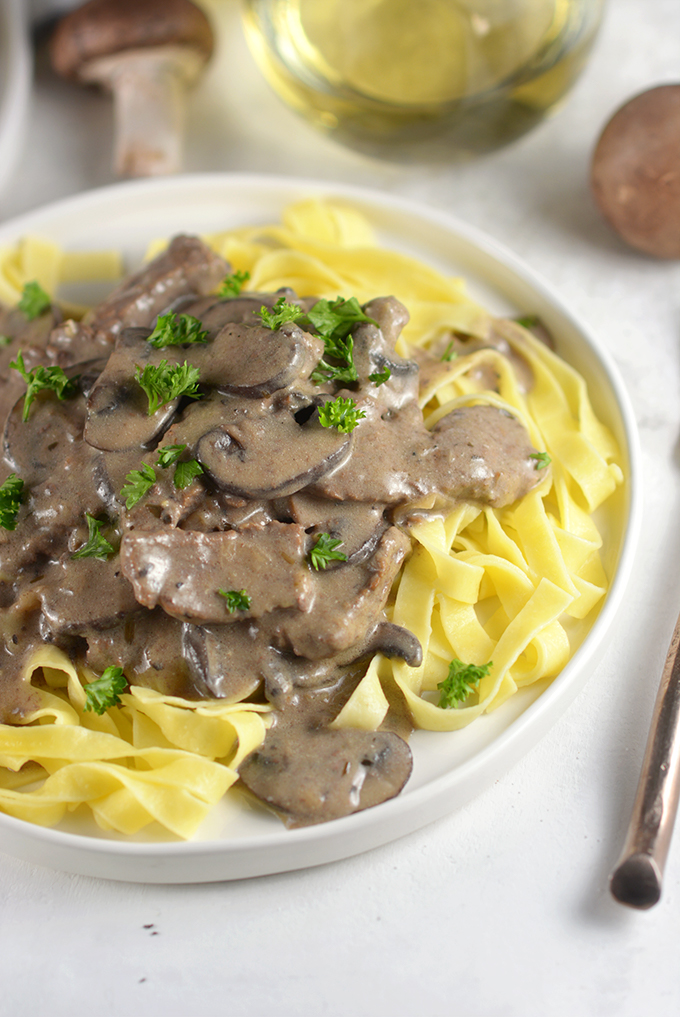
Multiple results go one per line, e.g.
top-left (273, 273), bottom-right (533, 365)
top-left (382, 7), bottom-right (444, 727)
top-left (591, 84), bottom-right (680, 259)
top-left (50, 0), bottom-right (214, 177)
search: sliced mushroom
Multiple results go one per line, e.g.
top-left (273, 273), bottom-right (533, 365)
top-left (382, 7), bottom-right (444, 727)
top-left (287, 491), bottom-right (387, 565)
top-left (239, 724), bottom-right (413, 827)
top-left (83, 327), bottom-right (184, 451)
top-left (120, 521), bottom-right (313, 623)
top-left (182, 621), bottom-right (269, 701)
top-left (196, 401), bottom-right (351, 500)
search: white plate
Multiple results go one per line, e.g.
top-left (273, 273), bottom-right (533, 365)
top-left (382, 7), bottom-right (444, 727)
top-left (0, 0), bottom-right (31, 198)
top-left (0, 174), bottom-right (641, 883)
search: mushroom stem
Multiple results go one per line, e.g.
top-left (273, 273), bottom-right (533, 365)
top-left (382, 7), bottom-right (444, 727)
top-left (81, 45), bottom-right (205, 177)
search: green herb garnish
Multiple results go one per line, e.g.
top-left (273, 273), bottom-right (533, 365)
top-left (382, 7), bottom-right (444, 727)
top-left (0, 473), bottom-right (24, 530)
top-left (258, 297), bottom-right (305, 330)
top-left (18, 281), bottom-right (51, 320)
top-left (308, 532), bottom-right (347, 571)
top-left (218, 588), bottom-right (252, 613)
top-left (83, 666), bottom-right (128, 715)
top-left (310, 333), bottom-right (358, 385)
top-left (10, 350), bottom-right (79, 422)
top-left (120, 463), bottom-right (156, 509)
top-left (369, 367), bottom-right (391, 387)
top-left (530, 451), bottom-right (551, 469)
top-left (441, 340), bottom-right (458, 362)
top-left (157, 444), bottom-right (187, 468)
top-left (317, 396), bottom-right (366, 434)
top-left (515, 315), bottom-right (539, 330)
top-left (0, 335), bottom-right (12, 347)
top-left (135, 360), bottom-right (201, 416)
top-left (307, 296), bottom-right (377, 386)
top-left (219, 270), bottom-right (250, 298)
top-left (71, 514), bottom-right (114, 560)
top-left (437, 659), bottom-right (492, 709)
top-left (174, 459), bottom-right (204, 490)
top-left (147, 311), bottom-right (209, 349)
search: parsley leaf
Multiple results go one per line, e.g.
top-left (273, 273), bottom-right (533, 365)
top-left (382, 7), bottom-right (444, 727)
top-left (174, 458), bottom-right (204, 490)
top-left (515, 315), bottom-right (539, 329)
top-left (317, 396), bottom-right (366, 434)
top-left (135, 360), bottom-right (201, 416)
top-left (147, 311), bottom-right (209, 349)
top-left (10, 350), bottom-right (79, 422)
top-left (310, 333), bottom-right (358, 385)
top-left (306, 296), bottom-right (376, 342)
top-left (441, 340), bottom-right (458, 362)
top-left (83, 666), bottom-right (128, 715)
top-left (72, 514), bottom-right (115, 560)
top-left (530, 451), bottom-right (551, 469)
top-left (120, 463), bottom-right (156, 509)
top-left (219, 270), bottom-right (250, 298)
top-left (308, 532), bottom-right (347, 571)
top-left (258, 297), bottom-right (305, 330)
top-left (18, 281), bottom-right (51, 320)
top-left (0, 473), bottom-right (24, 530)
top-left (437, 659), bottom-right (492, 708)
top-left (369, 367), bottom-right (391, 386)
top-left (157, 444), bottom-right (187, 468)
top-left (218, 588), bottom-right (252, 613)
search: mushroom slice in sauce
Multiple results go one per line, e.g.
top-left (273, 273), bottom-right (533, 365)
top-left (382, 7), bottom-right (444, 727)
top-left (84, 327), bottom-right (186, 451)
top-left (196, 321), bottom-right (324, 397)
top-left (196, 401), bottom-right (351, 500)
top-left (120, 521), bottom-right (313, 624)
top-left (239, 726), bottom-right (413, 827)
top-left (182, 621), bottom-right (271, 700)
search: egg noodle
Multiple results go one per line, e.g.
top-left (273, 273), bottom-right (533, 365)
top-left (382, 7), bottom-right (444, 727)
top-left (0, 199), bottom-right (623, 837)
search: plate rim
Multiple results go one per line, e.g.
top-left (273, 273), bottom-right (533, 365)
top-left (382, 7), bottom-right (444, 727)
top-left (0, 172), bottom-right (643, 881)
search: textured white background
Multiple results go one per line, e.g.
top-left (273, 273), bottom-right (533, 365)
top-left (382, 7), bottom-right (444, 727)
top-left (1, 1), bottom-right (680, 1015)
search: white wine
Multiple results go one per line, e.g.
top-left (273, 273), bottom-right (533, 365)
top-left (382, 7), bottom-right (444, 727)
top-left (242, 0), bottom-right (605, 159)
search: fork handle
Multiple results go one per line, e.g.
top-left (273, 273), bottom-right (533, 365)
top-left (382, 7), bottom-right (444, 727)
top-left (610, 610), bottom-right (680, 908)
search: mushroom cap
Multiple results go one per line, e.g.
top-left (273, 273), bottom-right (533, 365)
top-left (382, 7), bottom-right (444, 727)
top-left (590, 84), bottom-right (680, 259)
top-left (50, 0), bottom-right (214, 80)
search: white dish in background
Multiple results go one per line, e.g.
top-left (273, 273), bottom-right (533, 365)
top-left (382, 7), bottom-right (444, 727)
top-left (0, 0), bottom-right (31, 199)
top-left (0, 174), bottom-right (641, 883)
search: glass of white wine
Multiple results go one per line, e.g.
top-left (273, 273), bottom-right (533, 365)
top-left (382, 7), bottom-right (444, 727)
top-left (241, 0), bottom-right (606, 160)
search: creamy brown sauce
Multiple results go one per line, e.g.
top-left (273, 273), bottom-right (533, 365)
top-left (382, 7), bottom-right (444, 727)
top-left (0, 236), bottom-right (542, 827)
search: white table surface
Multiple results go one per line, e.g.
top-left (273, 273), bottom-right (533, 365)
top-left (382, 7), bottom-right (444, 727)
top-left (1, 1), bottom-right (679, 1015)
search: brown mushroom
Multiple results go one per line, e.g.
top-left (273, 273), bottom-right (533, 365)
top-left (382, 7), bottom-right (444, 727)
top-left (591, 84), bottom-right (680, 258)
top-left (50, 0), bottom-right (214, 177)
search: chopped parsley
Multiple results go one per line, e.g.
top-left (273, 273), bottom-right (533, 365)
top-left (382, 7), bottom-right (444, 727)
top-left (83, 666), bottom-right (128, 714)
top-left (0, 473), bottom-right (24, 530)
top-left (10, 350), bottom-right (79, 422)
top-left (258, 297), bottom-right (305, 330)
top-left (219, 270), bottom-right (250, 298)
top-left (135, 360), bottom-right (201, 416)
top-left (156, 443), bottom-right (187, 468)
top-left (307, 296), bottom-right (376, 386)
top-left (174, 458), bottom-right (204, 490)
top-left (369, 367), bottom-right (391, 387)
top-left (530, 451), bottom-right (551, 469)
top-left (515, 315), bottom-right (539, 330)
top-left (308, 532), bottom-right (347, 571)
top-left (437, 659), bottom-right (492, 709)
top-left (441, 340), bottom-right (458, 362)
top-left (317, 396), bottom-right (366, 434)
top-left (71, 514), bottom-right (115, 560)
top-left (18, 280), bottom-right (51, 320)
top-left (120, 463), bottom-right (156, 509)
top-left (218, 588), bottom-right (252, 613)
top-left (156, 444), bottom-right (203, 489)
top-left (147, 311), bottom-right (209, 349)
